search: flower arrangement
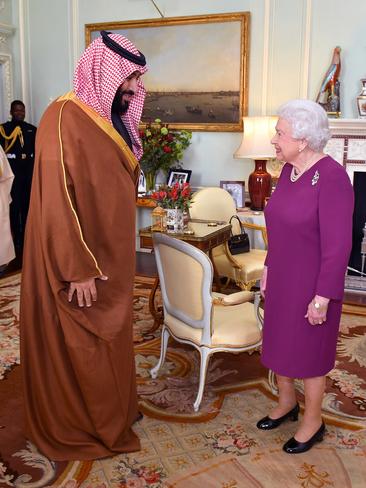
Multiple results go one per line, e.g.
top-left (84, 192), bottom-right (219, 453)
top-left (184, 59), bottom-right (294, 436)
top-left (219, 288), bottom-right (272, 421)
top-left (151, 182), bottom-right (193, 211)
top-left (139, 119), bottom-right (192, 190)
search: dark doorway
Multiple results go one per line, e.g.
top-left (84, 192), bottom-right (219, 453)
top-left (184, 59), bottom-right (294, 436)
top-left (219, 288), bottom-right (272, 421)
top-left (349, 172), bottom-right (366, 275)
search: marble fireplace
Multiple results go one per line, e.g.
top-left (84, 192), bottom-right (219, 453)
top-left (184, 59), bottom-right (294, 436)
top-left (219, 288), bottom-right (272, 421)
top-left (326, 119), bottom-right (366, 296)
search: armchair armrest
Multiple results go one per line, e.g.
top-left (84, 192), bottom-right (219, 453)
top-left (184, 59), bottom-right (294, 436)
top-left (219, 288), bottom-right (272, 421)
top-left (240, 221), bottom-right (268, 248)
top-left (212, 290), bottom-right (254, 306)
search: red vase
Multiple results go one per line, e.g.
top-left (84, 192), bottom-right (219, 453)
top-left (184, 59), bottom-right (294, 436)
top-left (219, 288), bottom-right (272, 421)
top-left (248, 160), bottom-right (272, 211)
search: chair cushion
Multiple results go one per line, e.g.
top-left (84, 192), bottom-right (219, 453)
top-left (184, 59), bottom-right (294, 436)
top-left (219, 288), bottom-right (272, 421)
top-left (214, 249), bottom-right (266, 282)
top-left (165, 301), bottom-right (261, 348)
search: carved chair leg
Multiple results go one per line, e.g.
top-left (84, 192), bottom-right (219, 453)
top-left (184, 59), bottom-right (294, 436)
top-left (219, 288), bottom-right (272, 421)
top-left (147, 277), bottom-right (164, 333)
top-left (193, 346), bottom-right (211, 412)
top-left (150, 325), bottom-right (170, 379)
top-left (236, 279), bottom-right (257, 291)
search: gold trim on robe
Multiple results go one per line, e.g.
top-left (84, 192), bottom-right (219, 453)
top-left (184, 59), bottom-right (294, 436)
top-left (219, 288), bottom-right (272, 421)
top-left (57, 91), bottom-right (138, 172)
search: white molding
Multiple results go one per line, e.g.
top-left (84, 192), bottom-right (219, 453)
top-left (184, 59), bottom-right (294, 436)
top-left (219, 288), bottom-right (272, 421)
top-left (299, 0), bottom-right (311, 98)
top-left (0, 53), bottom-right (13, 114)
top-left (69, 0), bottom-right (79, 87)
top-left (0, 23), bottom-right (15, 36)
top-left (266, 0), bottom-right (276, 114)
top-left (0, 22), bottom-right (15, 51)
top-left (17, 0), bottom-right (31, 116)
top-left (261, 0), bottom-right (270, 115)
top-left (329, 118), bottom-right (366, 136)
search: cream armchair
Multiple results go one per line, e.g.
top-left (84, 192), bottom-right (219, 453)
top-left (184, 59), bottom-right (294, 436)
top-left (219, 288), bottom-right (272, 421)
top-left (189, 187), bottom-right (267, 290)
top-left (150, 232), bottom-right (263, 412)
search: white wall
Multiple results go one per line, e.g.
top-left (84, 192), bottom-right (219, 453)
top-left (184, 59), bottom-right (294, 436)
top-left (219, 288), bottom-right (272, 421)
top-left (5, 0), bottom-right (366, 186)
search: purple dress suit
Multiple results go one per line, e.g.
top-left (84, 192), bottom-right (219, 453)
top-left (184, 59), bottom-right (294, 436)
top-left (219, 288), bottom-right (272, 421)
top-left (261, 156), bottom-right (354, 378)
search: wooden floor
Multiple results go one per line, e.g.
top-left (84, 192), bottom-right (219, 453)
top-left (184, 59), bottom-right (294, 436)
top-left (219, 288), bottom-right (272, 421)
top-left (343, 290), bottom-right (366, 306)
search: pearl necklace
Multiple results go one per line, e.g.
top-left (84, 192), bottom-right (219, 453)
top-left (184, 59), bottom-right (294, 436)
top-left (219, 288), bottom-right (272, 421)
top-left (290, 158), bottom-right (316, 183)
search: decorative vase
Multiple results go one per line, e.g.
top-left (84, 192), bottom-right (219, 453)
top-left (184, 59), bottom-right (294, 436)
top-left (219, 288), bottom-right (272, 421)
top-left (145, 171), bottom-right (157, 193)
top-left (357, 79), bottom-right (366, 119)
top-left (166, 208), bottom-right (184, 234)
top-left (248, 159), bottom-right (272, 211)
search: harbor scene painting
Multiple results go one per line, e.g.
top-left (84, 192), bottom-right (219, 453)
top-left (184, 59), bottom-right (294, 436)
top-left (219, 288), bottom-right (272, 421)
top-left (143, 90), bottom-right (240, 124)
top-left (86, 12), bottom-right (249, 131)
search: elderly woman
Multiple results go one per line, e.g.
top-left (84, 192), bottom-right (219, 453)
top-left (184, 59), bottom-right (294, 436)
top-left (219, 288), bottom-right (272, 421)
top-left (258, 99), bottom-right (354, 454)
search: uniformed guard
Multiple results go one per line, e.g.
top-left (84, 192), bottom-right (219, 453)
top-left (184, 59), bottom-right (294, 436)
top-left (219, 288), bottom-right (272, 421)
top-left (0, 100), bottom-right (37, 249)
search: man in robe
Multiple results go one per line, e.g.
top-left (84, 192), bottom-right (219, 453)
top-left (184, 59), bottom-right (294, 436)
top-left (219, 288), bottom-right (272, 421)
top-left (0, 145), bottom-right (15, 273)
top-left (0, 100), bottom-right (36, 250)
top-left (20, 31), bottom-right (148, 460)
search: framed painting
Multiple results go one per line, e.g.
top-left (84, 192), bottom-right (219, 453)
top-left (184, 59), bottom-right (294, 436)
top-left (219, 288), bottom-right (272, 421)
top-left (85, 12), bottom-right (250, 132)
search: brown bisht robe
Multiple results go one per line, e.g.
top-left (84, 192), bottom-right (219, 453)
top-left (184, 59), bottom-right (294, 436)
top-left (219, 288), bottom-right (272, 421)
top-left (20, 92), bottom-right (141, 460)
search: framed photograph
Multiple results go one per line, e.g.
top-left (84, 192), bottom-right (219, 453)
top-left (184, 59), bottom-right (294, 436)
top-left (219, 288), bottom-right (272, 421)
top-left (85, 12), bottom-right (250, 132)
top-left (220, 180), bottom-right (245, 208)
top-left (167, 169), bottom-right (192, 186)
top-left (138, 170), bottom-right (146, 194)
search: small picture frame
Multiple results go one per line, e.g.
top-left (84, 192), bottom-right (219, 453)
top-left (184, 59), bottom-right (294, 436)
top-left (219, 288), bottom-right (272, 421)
top-left (167, 169), bottom-right (192, 186)
top-left (138, 170), bottom-right (146, 193)
top-left (220, 180), bottom-right (245, 208)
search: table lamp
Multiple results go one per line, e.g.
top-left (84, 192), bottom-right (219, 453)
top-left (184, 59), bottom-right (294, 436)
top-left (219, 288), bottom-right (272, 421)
top-left (234, 116), bottom-right (277, 210)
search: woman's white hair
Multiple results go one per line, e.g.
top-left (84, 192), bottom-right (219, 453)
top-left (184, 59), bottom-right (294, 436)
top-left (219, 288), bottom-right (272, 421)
top-left (278, 99), bottom-right (331, 151)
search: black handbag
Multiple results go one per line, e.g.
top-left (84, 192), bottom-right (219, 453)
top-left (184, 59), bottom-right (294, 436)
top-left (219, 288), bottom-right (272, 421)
top-left (228, 215), bottom-right (250, 255)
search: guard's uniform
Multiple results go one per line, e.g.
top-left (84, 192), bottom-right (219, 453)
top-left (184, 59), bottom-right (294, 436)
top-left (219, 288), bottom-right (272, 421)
top-left (0, 120), bottom-right (37, 248)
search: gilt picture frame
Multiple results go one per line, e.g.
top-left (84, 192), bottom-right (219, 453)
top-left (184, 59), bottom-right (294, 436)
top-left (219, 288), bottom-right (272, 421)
top-left (85, 12), bottom-right (250, 132)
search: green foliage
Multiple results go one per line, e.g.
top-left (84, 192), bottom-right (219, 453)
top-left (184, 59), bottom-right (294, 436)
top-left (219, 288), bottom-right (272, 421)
top-left (139, 119), bottom-right (192, 175)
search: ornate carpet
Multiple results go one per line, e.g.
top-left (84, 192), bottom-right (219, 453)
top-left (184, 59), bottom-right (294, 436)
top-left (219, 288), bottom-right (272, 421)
top-left (1, 273), bottom-right (366, 487)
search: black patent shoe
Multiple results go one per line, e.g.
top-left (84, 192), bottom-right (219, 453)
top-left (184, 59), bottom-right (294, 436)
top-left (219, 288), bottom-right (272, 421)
top-left (256, 403), bottom-right (299, 430)
top-left (283, 422), bottom-right (325, 454)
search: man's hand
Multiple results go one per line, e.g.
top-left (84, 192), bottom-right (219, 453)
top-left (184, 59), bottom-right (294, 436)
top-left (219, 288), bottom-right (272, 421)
top-left (68, 275), bottom-right (108, 307)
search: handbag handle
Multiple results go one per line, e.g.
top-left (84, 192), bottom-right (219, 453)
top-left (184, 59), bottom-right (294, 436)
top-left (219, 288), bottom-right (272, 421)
top-left (229, 215), bottom-right (244, 237)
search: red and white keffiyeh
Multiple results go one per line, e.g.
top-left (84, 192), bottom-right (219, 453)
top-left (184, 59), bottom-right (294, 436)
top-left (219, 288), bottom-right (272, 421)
top-left (73, 33), bottom-right (148, 160)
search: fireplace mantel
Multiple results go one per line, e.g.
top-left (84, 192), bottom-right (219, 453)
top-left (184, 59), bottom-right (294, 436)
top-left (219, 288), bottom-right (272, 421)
top-left (329, 118), bottom-right (366, 136)
top-left (325, 118), bottom-right (366, 183)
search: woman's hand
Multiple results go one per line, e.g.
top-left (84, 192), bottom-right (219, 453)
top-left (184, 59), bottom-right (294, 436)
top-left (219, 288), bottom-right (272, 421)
top-left (260, 266), bottom-right (268, 298)
top-left (68, 275), bottom-right (108, 307)
top-left (305, 295), bottom-right (329, 325)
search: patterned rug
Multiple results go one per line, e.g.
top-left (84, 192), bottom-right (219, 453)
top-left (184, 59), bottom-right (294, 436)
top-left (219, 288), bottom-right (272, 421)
top-left (1, 273), bottom-right (366, 487)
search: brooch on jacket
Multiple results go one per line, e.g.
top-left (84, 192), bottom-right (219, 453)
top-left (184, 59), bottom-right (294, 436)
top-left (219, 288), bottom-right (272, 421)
top-left (312, 170), bottom-right (320, 186)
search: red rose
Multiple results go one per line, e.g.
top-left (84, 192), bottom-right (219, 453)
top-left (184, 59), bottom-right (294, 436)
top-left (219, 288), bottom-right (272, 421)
top-left (167, 134), bottom-right (174, 142)
top-left (139, 130), bottom-right (145, 138)
top-left (151, 192), bottom-right (158, 199)
top-left (159, 191), bottom-right (167, 199)
top-left (163, 146), bottom-right (172, 153)
top-left (171, 188), bottom-right (179, 200)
